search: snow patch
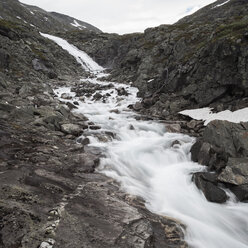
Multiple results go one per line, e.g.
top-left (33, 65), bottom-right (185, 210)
top-left (16, 16), bottom-right (21, 20)
top-left (179, 107), bottom-right (248, 125)
top-left (40, 33), bottom-right (104, 74)
top-left (212, 0), bottom-right (230, 9)
top-left (44, 17), bottom-right (48, 21)
top-left (30, 10), bottom-right (35, 15)
top-left (71, 20), bottom-right (86, 30)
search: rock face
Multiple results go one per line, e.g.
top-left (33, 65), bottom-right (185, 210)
top-left (191, 120), bottom-right (248, 202)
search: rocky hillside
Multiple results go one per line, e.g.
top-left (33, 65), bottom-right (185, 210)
top-left (64, 0), bottom-right (248, 119)
top-left (0, 0), bottom-right (105, 89)
top-left (0, 0), bottom-right (101, 33)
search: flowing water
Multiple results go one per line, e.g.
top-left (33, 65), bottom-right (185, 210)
top-left (45, 33), bottom-right (248, 248)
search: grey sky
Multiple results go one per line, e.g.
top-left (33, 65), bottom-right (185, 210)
top-left (20, 0), bottom-right (217, 34)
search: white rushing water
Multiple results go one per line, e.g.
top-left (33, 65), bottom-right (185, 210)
top-left (40, 33), bottom-right (104, 73)
top-left (48, 34), bottom-right (248, 248)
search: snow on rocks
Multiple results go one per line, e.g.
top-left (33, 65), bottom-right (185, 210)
top-left (212, 0), bottom-right (230, 9)
top-left (179, 107), bottom-right (248, 125)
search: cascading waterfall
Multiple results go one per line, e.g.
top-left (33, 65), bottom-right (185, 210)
top-left (45, 33), bottom-right (248, 248)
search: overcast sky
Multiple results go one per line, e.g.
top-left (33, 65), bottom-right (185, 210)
top-left (20, 0), bottom-right (217, 34)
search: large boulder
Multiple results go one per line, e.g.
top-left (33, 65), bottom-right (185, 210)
top-left (191, 120), bottom-right (248, 170)
top-left (193, 172), bottom-right (228, 203)
top-left (60, 124), bottom-right (84, 136)
top-left (191, 120), bottom-right (248, 202)
top-left (202, 121), bottom-right (248, 158)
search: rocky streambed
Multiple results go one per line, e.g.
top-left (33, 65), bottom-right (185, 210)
top-left (53, 74), bottom-right (248, 248)
top-left (0, 76), bottom-right (188, 248)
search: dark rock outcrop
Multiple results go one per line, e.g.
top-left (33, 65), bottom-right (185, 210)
top-left (191, 120), bottom-right (248, 202)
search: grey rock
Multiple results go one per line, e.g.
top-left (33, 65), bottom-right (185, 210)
top-left (0, 102), bottom-right (15, 113)
top-left (165, 123), bottom-right (181, 133)
top-left (56, 105), bottom-right (70, 118)
top-left (93, 92), bottom-right (103, 100)
top-left (76, 137), bottom-right (90, 145)
top-left (0, 49), bottom-right (9, 69)
top-left (218, 158), bottom-right (248, 185)
top-left (61, 124), bottom-right (84, 135)
top-left (193, 172), bottom-right (228, 203)
top-left (230, 184), bottom-right (248, 202)
top-left (133, 102), bottom-right (143, 111)
top-left (66, 102), bottom-right (77, 110)
top-left (203, 120), bottom-right (248, 158)
top-left (61, 93), bottom-right (72, 100)
top-left (32, 58), bottom-right (49, 72)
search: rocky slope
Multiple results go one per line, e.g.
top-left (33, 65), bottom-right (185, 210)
top-left (64, 0), bottom-right (248, 119)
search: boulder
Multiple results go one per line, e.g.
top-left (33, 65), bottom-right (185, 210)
top-left (56, 105), bottom-right (70, 118)
top-left (133, 102), bottom-right (143, 111)
top-left (66, 102), bottom-right (77, 110)
top-left (193, 172), bottom-right (228, 203)
top-left (32, 58), bottom-right (49, 72)
top-left (191, 121), bottom-right (248, 170)
top-left (230, 184), bottom-right (248, 202)
top-left (93, 92), bottom-right (103, 100)
top-left (61, 124), bottom-right (84, 135)
top-left (61, 93), bottom-right (72, 100)
top-left (72, 153), bottom-right (100, 173)
top-left (191, 142), bottom-right (211, 166)
top-left (218, 158), bottom-right (248, 185)
top-left (165, 123), bottom-right (181, 133)
top-left (43, 115), bottom-right (63, 131)
top-left (117, 87), bottom-right (129, 96)
top-left (76, 137), bottom-right (90, 146)
top-left (203, 120), bottom-right (248, 158)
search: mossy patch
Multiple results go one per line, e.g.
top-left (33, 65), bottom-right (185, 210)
top-left (214, 19), bottom-right (248, 40)
top-left (0, 19), bottom-right (25, 32)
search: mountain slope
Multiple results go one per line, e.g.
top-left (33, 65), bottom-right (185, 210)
top-left (0, 0), bottom-right (101, 33)
top-left (64, 0), bottom-right (248, 119)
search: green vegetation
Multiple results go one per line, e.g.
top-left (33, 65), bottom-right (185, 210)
top-left (0, 19), bottom-right (25, 32)
top-left (215, 19), bottom-right (248, 40)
